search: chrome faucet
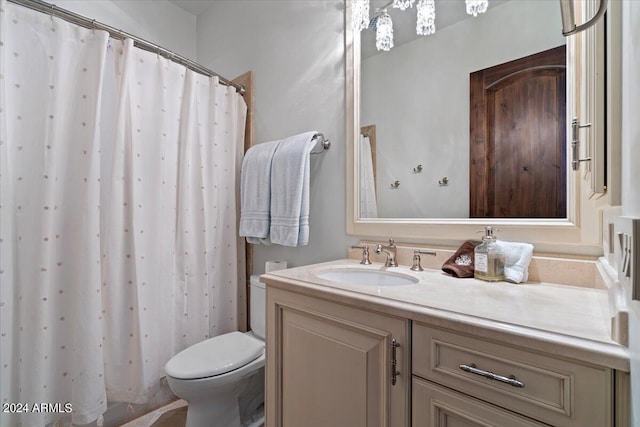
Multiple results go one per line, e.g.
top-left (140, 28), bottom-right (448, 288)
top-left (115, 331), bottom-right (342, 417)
top-left (375, 238), bottom-right (398, 267)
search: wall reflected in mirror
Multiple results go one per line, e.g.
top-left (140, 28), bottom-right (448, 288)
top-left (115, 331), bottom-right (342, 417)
top-left (359, 0), bottom-right (566, 219)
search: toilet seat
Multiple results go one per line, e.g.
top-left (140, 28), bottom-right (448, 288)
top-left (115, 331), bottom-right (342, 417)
top-left (165, 331), bottom-right (264, 380)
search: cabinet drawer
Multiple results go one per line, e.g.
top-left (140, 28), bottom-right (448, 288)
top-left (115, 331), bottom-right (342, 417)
top-left (412, 377), bottom-right (546, 427)
top-left (412, 322), bottom-right (612, 427)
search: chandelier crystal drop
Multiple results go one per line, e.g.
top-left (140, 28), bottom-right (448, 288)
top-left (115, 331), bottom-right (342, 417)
top-left (376, 12), bottom-right (394, 51)
top-left (356, 0), bottom-right (491, 51)
top-left (351, 0), bottom-right (370, 32)
top-left (465, 0), bottom-right (489, 17)
top-left (416, 0), bottom-right (436, 36)
top-left (392, 0), bottom-right (414, 11)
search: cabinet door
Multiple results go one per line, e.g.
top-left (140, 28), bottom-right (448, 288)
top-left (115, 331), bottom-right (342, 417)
top-left (570, 0), bottom-right (606, 196)
top-left (266, 287), bottom-right (409, 427)
top-left (412, 377), bottom-right (546, 427)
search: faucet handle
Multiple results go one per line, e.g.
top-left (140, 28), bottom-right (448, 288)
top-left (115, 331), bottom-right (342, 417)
top-left (410, 249), bottom-right (437, 271)
top-left (351, 245), bottom-right (372, 265)
top-left (388, 238), bottom-right (395, 247)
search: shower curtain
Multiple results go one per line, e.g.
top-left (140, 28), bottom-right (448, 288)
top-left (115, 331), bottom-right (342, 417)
top-left (0, 1), bottom-right (247, 425)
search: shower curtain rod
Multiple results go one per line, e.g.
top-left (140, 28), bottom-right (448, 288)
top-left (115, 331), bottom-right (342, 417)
top-left (6, 0), bottom-right (246, 95)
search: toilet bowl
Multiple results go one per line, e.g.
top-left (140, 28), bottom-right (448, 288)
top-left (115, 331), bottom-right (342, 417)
top-left (165, 276), bottom-right (266, 427)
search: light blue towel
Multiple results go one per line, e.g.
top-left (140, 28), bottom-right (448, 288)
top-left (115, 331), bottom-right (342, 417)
top-left (239, 140), bottom-right (281, 244)
top-left (269, 131), bottom-right (318, 246)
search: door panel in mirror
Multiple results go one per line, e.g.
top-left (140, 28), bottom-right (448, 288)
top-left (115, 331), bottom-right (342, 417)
top-left (470, 45), bottom-right (567, 218)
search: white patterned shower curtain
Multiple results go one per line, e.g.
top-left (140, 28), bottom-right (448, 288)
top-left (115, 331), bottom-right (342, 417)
top-left (0, 1), bottom-right (247, 425)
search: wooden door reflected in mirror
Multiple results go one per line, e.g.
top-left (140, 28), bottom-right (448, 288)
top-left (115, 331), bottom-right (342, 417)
top-left (470, 45), bottom-right (566, 218)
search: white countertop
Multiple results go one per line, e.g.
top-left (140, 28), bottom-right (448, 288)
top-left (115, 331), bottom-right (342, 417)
top-left (261, 259), bottom-right (629, 371)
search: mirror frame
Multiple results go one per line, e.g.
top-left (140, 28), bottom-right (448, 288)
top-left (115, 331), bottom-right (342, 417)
top-left (345, 1), bottom-right (605, 255)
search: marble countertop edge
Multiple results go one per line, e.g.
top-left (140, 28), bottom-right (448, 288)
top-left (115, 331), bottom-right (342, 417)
top-left (261, 259), bottom-right (630, 372)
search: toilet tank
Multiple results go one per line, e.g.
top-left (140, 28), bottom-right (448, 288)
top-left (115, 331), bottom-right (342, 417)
top-left (250, 275), bottom-right (266, 340)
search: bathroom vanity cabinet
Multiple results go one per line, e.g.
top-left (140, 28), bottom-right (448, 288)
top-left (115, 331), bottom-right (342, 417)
top-left (411, 323), bottom-right (612, 427)
top-left (265, 285), bottom-right (410, 427)
top-left (262, 261), bottom-right (629, 427)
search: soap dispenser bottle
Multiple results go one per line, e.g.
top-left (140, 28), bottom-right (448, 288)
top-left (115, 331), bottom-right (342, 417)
top-left (474, 226), bottom-right (505, 282)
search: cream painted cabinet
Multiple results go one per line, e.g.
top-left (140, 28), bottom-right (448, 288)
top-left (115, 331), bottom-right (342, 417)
top-left (266, 286), bottom-right (410, 427)
top-left (265, 281), bottom-right (625, 427)
top-left (412, 377), bottom-right (546, 427)
top-left (412, 322), bottom-right (614, 427)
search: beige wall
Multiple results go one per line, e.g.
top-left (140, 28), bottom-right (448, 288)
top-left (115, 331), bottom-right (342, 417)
top-left (55, 0), bottom-right (197, 59)
top-left (196, 1), bottom-right (359, 273)
top-left (621, 1), bottom-right (640, 219)
top-left (621, 1), bottom-right (640, 424)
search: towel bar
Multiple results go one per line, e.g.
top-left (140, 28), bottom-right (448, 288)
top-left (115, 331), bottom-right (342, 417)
top-left (310, 133), bottom-right (331, 154)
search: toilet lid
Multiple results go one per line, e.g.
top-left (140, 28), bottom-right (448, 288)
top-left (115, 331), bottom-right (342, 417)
top-left (165, 332), bottom-right (264, 380)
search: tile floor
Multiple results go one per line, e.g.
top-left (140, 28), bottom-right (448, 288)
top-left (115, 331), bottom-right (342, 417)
top-left (121, 400), bottom-right (187, 427)
top-left (120, 400), bottom-right (265, 427)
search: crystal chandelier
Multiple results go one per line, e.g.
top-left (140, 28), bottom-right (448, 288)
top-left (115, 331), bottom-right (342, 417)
top-left (353, 0), bottom-right (489, 52)
top-left (465, 0), bottom-right (488, 17)
top-left (351, 0), bottom-right (370, 32)
top-left (416, 0), bottom-right (435, 36)
top-left (375, 11), bottom-right (394, 51)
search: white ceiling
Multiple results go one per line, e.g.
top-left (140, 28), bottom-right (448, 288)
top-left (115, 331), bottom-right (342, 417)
top-left (168, 0), bottom-right (216, 16)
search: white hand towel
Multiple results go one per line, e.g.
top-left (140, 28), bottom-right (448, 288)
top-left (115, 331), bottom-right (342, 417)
top-left (239, 140), bottom-right (281, 244)
top-left (269, 131), bottom-right (318, 246)
top-left (498, 240), bottom-right (534, 283)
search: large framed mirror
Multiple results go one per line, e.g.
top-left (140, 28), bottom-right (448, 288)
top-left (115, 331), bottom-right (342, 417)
top-left (345, 0), bottom-right (606, 254)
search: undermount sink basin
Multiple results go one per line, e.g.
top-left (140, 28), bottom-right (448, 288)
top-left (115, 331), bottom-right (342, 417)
top-left (314, 268), bottom-right (419, 286)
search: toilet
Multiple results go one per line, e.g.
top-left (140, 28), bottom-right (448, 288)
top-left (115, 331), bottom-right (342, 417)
top-left (165, 276), bottom-right (266, 427)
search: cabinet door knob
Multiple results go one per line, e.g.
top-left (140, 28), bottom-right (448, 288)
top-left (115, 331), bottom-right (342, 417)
top-left (459, 363), bottom-right (525, 388)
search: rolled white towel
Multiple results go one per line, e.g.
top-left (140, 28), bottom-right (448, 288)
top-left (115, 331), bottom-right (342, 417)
top-left (497, 240), bottom-right (534, 283)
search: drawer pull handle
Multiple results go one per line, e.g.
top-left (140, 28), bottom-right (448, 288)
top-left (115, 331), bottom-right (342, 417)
top-left (391, 339), bottom-right (400, 386)
top-left (459, 364), bottom-right (525, 388)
